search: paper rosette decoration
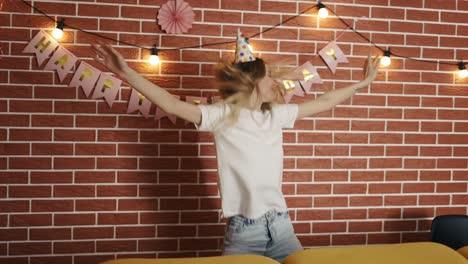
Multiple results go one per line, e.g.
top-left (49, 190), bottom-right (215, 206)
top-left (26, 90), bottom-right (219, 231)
top-left (157, 0), bottom-right (195, 34)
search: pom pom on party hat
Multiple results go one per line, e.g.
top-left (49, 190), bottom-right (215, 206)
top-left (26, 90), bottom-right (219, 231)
top-left (235, 28), bottom-right (256, 63)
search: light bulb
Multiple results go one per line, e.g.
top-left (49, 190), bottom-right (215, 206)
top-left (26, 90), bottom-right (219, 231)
top-left (318, 2), bottom-right (328, 18)
top-left (381, 56), bottom-right (391, 67)
top-left (149, 47), bottom-right (160, 66)
top-left (52, 19), bottom-right (65, 39)
top-left (318, 8), bottom-right (328, 18)
top-left (52, 28), bottom-right (63, 39)
top-left (458, 62), bottom-right (468, 79)
top-left (380, 49), bottom-right (391, 67)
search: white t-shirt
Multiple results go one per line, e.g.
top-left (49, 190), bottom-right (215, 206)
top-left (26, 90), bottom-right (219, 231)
top-left (194, 103), bottom-right (299, 219)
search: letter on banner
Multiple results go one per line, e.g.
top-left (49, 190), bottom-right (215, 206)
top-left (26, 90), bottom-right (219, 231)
top-left (185, 96), bottom-right (207, 125)
top-left (318, 41), bottom-right (348, 74)
top-left (155, 95), bottom-right (180, 124)
top-left (92, 73), bottom-right (122, 108)
top-left (43, 46), bottom-right (78, 83)
top-left (296, 61), bottom-right (322, 93)
top-left (69, 61), bottom-right (100, 98)
top-left (282, 80), bottom-right (297, 103)
top-left (22, 30), bottom-right (59, 66)
top-left (127, 89), bottom-right (152, 118)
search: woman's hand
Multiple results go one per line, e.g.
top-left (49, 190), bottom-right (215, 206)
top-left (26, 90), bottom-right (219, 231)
top-left (360, 50), bottom-right (382, 87)
top-left (91, 43), bottom-right (132, 79)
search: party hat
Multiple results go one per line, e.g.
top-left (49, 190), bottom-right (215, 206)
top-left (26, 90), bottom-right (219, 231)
top-left (235, 28), bottom-right (256, 63)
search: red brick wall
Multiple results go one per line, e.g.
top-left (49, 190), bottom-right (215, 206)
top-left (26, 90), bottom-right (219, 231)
top-left (1, 0), bottom-right (467, 263)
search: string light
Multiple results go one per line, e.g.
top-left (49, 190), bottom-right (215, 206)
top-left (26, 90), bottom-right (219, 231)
top-left (458, 62), bottom-right (468, 79)
top-left (317, 2), bottom-right (328, 18)
top-left (16, 0), bottom-right (466, 79)
top-left (148, 47), bottom-right (160, 66)
top-left (52, 19), bottom-right (65, 39)
top-left (381, 49), bottom-right (391, 67)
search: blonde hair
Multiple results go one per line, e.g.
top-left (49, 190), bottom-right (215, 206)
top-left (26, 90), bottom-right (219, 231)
top-left (214, 58), bottom-right (285, 128)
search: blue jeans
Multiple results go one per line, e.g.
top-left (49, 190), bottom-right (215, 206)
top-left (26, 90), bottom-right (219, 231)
top-left (222, 209), bottom-right (303, 263)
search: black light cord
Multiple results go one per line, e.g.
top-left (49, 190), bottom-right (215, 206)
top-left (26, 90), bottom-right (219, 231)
top-left (324, 4), bottom-right (460, 66)
top-left (19, 0), bottom-right (465, 67)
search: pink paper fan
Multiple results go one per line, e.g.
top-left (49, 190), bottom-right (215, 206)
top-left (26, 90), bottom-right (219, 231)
top-left (157, 0), bottom-right (195, 34)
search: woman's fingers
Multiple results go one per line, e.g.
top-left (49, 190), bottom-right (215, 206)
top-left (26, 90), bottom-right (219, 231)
top-left (91, 44), bottom-right (109, 60)
top-left (93, 54), bottom-right (105, 66)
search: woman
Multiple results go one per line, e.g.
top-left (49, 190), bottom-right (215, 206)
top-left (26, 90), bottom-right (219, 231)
top-left (91, 37), bottom-right (380, 263)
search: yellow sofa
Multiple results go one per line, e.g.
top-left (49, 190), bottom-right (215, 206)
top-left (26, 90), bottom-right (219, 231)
top-left (284, 242), bottom-right (468, 264)
top-left (458, 246), bottom-right (468, 260)
top-left (101, 254), bottom-right (278, 264)
top-left (101, 242), bottom-right (468, 264)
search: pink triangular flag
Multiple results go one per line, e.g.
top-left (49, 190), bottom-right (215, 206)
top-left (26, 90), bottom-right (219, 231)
top-left (127, 89), bottom-right (152, 118)
top-left (319, 41), bottom-right (348, 74)
top-left (296, 61), bottom-right (322, 93)
top-left (43, 46), bottom-right (78, 83)
top-left (91, 73), bottom-right (122, 108)
top-left (69, 61), bottom-right (100, 98)
top-left (22, 30), bottom-right (59, 66)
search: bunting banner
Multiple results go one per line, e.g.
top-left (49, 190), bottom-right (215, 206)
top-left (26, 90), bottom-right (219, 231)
top-left (20, 30), bottom-right (344, 125)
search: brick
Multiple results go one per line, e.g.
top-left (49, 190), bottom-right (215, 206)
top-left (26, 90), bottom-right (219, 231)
top-left (54, 185), bottom-right (95, 197)
top-left (54, 157), bottom-right (95, 169)
top-left (98, 213), bottom-right (138, 225)
top-left (261, 1), bottom-right (297, 13)
top-left (118, 199), bottom-right (158, 211)
top-left (9, 242), bottom-right (51, 255)
top-left (32, 143), bottom-right (73, 155)
top-left (76, 199), bottom-right (116, 211)
top-left (297, 209), bottom-right (332, 221)
top-left (97, 157), bottom-right (137, 169)
top-left (30, 228), bottom-right (71, 240)
top-left (31, 171), bottom-right (73, 184)
top-left (97, 185), bottom-right (138, 197)
top-left (9, 186), bottom-right (51, 198)
top-left (0, 114), bottom-right (29, 127)
top-left (121, 5), bottom-right (157, 19)
top-left (0, 201), bottom-right (29, 213)
top-left (10, 157), bottom-right (51, 169)
top-left (32, 115), bottom-right (73, 127)
top-left (32, 200), bottom-right (73, 212)
top-left (54, 241), bottom-right (94, 254)
top-left (138, 239), bottom-right (178, 251)
top-left (76, 143), bottom-right (116, 155)
top-left (54, 101), bottom-right (96, 113)
top-left (10, 214), bottom-right (52, 227)
top-left (0, 228), bottom-right (27, 241)
top-left (97, 240), bottom-right (137, 252)
top-left (425, 0), bottom-right (456, 9)
top-left (54, 213), bottom-right (95, 226)
top-left (0, 143), bottom-right (29, 155)
top-left (35, 86), bottom-right (76, 99)
top-left (11, 71), bottom-right (54, 85)
top-left (74, 227), bottom-right (114, 240)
